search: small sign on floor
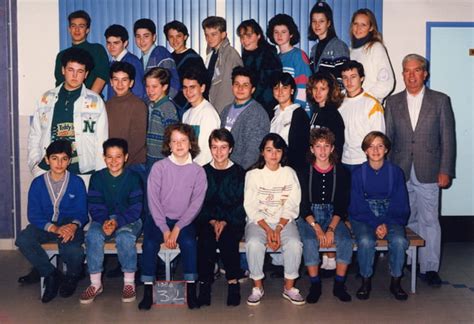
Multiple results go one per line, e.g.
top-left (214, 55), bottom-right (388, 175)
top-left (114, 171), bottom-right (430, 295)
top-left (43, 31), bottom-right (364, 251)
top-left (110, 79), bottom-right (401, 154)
top-left (153, 281), bottom-right (186, 306)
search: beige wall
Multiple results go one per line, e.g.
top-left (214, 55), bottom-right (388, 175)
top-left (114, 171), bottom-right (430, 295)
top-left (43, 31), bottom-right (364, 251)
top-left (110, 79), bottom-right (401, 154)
top-left (383, 0), bottom-right (474, 93)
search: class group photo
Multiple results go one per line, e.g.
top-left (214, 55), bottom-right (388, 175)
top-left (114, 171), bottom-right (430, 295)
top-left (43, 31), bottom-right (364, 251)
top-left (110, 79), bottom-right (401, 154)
top-left (0, 0), bottom-right (473, 323)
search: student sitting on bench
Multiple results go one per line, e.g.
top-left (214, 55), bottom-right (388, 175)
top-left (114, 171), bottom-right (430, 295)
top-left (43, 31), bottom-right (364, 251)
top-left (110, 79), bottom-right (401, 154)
top-left (80, 138), bottom-right (144, 304)
top-left (16, 140), bottom-right (88, 303)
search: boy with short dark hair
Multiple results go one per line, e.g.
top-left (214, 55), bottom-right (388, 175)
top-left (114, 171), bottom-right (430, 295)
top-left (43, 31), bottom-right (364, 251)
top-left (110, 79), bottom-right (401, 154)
top-left (29, 47), bottom-right (108, 177)
top-left (104, 24), bottom-right (145, 99)
top-left (182, 67), bottom-right (221, 166)
top-left (54, 10), bottom-right (109, 94)
top-left (133, 18), bottom-right (180, 98)
top-left (163, 20), bottom-right (206, 117)
top-left (106, 62), bottom-right (147, 173)
top-left (80, 138), bottom-right (144, 304)
top-left (16, 140), bottom-right (88, 303)
top-left (202, 16), bottom-right (243, 113)
top-left (220, 66), bottom-right (270, 170)
top-left (339, 60), bottom-right (385, 171)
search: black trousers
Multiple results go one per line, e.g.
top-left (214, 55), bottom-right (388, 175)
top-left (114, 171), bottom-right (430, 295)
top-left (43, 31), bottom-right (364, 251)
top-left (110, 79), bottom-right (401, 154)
top-left (197, 223), bottom-right (244, 283)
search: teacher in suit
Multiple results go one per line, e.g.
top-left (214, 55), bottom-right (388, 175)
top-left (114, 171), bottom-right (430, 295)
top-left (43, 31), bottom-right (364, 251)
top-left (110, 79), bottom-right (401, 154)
top-left (385, 53), bottom-right (455, 287)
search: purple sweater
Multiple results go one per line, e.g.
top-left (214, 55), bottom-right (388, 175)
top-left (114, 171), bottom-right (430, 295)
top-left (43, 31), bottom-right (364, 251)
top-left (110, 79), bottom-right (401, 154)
top-left (147, 157), bottom-right (207, 233)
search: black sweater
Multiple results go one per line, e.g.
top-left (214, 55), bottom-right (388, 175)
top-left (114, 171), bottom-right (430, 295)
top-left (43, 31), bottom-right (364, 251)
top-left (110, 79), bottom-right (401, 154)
top-left (288, 108), bottom-right (310, 173)
top-left (309, 103), bottom-right (345, 160)
top-left (195, 163), bottom-right (246, 229)
top-left (299, 163), bottom-right (351, 221)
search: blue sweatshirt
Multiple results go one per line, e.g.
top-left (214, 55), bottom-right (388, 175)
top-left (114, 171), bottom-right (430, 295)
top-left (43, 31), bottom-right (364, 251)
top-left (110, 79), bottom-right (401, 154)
top-left (349, 161), bottom-right (410, 229)
top-left (27, 172), bottom-right (88, 230)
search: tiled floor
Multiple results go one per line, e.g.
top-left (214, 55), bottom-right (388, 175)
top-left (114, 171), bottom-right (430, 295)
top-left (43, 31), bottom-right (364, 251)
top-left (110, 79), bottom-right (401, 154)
top-left (0, 243), bottom-right (473, 323)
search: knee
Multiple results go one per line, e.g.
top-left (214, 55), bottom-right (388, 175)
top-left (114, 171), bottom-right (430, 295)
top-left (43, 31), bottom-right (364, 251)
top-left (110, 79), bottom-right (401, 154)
top-left (178, 236), bottom-right (196, 251)
top-left (85, 227), bottom-right (104, 245)
top-left (15, 226), bottom-right (36, 248)
top-left (245, 238), bottom-right (265, 253)
top-left (284, 239), bottom-right (303, 255)
top-left (15, 229), bottom-right (29, 248)
top-left (390, 235), bottom-right (409, 250)
top-left (115, 232), bottom-right (136, 250)
top-left (357, 234), bottom-right (375, 250)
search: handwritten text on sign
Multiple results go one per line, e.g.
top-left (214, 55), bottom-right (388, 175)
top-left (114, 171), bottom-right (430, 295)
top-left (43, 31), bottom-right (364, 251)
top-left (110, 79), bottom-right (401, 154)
top-left (154, 281), bottom-right (186, 306)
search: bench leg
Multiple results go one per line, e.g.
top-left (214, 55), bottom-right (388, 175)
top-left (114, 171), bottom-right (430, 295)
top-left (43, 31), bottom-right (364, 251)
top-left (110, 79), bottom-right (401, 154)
top-left (410, 246), bottom-right (417, 293)
top-left (158, 251), bottom-right (180, 281)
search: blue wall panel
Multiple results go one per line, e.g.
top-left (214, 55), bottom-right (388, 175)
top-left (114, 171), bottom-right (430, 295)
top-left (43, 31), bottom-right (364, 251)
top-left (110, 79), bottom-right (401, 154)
top-left (59, 0), bottom-right (216, 57)
top-left (226, 0), bottom-right (382, 55)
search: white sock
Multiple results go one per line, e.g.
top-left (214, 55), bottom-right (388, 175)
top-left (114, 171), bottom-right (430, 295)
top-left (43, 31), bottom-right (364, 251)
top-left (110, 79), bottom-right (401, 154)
top-left (326, 257), bottom-right (336, 270)
top-left (90, 273), bottom-right (102, 289)
top-left (124, 272), bottom-right (135, 288)
top-left (321, 255), bottom-right (329, 270)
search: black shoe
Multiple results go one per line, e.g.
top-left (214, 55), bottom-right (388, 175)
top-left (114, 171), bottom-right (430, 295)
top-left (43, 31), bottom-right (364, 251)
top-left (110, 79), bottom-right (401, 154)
top-left (333, 280), bottom-right (352, 302)
top-left (227, 282), bottom-right (241, 306)
top-left (59, 276), bottom-right (79, 298)
top-left (18, 268), bottom-right (40, 284)
top-left (42, 270), bottom-right (61, 303)
top-left (426, 271), bottom-right (442, 287)
top-left (197, 281), bottom-right (211, 307)
top-left (390, 276), bottom-right (408, 301)
top-left (356, 277), bottom-right (371, 300)
top-left (138, 284), bottom-right (154, 310)
top-left (186, 282), bottom-right (200, 309)
top-left (306, 281), bottom-right (322, 304)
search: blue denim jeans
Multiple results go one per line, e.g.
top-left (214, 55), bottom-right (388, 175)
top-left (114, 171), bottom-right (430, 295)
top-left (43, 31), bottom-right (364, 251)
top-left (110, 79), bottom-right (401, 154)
top-left (351, 219), bottom-right (408, 278)
top-left (15, 223), bottom-right (84, 277)
top-left (297, 204), bottom-right (353, 266)
top-left (85, 220), bottom-right (142, 274)
top-left (141, 216), bottom-right (197, 282)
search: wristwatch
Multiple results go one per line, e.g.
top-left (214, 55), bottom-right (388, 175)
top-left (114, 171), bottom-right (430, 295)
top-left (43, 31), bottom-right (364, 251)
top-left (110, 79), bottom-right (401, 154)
top-left (310, 222), bottom-right (317, 228)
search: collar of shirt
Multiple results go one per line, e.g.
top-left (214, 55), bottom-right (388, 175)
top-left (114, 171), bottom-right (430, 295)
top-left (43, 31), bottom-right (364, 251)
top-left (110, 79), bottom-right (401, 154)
top-left (210, 159), bottom-right (234, 170)
top-left (142, 44), bottom-right (156, 68)
top-left (113, 49), bottom-right (128, 62)
top-left (169, 153), bottom-right (193, 165)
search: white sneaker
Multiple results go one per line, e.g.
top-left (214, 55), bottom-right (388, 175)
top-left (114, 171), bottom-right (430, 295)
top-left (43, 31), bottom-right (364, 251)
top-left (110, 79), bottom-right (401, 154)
top-left (282, 287), bottom-right (306, 305)
top-left (247, 287), bottom-right (264, 306)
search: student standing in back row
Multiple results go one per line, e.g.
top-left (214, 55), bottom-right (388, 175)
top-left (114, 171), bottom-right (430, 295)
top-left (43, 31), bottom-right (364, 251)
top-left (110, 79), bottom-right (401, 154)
top-left (182, 67), bottom-right (221, 166)
top-left (338, 60), bottom-right (385, 172)
top-left (54, 10), bottom-right (109, 94)
top-left (267, 14), bottom-right (312, 116)
top-left (308, 1), bottom-right (349, 89)
top-left (163, 20), bottom-right (206, 118)
top-left (350, 9), bottom-right (395, 103)
top-left (134, 18), bottom-right (180, 98)
top-left (104, 24), bottom-right (145, 100)
top-left (202, 16), bottom-right (243, 114)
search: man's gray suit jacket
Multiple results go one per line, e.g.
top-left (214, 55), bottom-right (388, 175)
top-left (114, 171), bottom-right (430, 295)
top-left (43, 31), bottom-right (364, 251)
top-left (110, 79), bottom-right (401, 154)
top-left (385, 87), bottom-right (456, 183)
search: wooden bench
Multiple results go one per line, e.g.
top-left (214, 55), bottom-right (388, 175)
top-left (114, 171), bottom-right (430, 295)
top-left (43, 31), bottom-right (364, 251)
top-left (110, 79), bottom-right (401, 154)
top-left (40, 228), bottom-right (424, 297)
